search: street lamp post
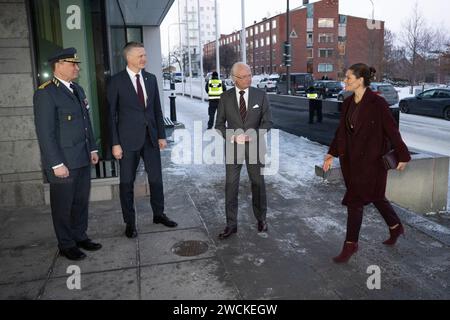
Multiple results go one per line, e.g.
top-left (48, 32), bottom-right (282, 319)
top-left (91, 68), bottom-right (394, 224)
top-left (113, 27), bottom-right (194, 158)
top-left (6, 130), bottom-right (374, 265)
top-left (178, 0), bottom-right (185, 94)
top-left (286, 0), bottom-right (291, 95)
top-left (197, 0), bottom-right (204, 102)
top-left (215, 0), bottom-right (220, 78)
top-left (168, 22), bottom-right (187, 90)
top-left (241, 0), bottom-right (246, 64)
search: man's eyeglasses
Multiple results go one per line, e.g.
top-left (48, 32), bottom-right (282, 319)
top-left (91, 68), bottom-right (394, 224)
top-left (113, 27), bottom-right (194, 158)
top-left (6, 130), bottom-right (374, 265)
top-left (233, 74), bottom-right (252, 79)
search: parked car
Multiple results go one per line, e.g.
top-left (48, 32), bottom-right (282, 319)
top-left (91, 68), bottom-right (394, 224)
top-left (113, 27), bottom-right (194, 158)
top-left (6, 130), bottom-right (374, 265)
top-left (163, 72), bottom-right (172, 81)
top-left (257, 76), bottom-right (279, 92)
top-left (224, 78), bottom-right (234, 87)
top-left (173, 72), bottom-right (183, 83)
top-left (399, 88), bottom-right (450, 120)
top-left (276, 73), bottom-right (314, 95)
top-left (337, 82), bottom-right (399, 106)
top-left (313, 80), bottom-right (343, 99)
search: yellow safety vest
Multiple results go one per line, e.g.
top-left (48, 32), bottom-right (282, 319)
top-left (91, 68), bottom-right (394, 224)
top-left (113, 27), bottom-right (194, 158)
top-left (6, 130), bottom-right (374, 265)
top-left (307, 93), bottom-right (318, 99)
top-left (208, 79), bottom-right (223, 98)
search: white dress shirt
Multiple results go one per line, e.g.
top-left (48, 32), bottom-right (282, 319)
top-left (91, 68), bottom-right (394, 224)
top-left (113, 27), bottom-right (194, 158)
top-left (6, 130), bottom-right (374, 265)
top-left (126, 66), bottom-right (148, 107)
top-left (235, 86), bottom-right (249, 111)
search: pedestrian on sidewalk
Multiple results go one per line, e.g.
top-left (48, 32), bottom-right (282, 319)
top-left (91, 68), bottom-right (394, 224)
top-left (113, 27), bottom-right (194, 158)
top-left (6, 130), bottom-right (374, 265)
top-left (322, 63), bottom-right (411, 263)
top-left (205, 71), bottom-right (227, 129)
top-left (306, 85), bottom-right (323, 124)
top-left (33, 47), bottom-right (102, 261)
top-left (215, 62), bottom-right (273, 239)
top-left (107, 42), bottom-right (178, 239)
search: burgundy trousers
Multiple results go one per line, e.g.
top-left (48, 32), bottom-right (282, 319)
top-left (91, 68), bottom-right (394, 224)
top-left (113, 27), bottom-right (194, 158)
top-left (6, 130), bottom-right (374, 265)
top-left (345, 198), bottom-right (401, 242)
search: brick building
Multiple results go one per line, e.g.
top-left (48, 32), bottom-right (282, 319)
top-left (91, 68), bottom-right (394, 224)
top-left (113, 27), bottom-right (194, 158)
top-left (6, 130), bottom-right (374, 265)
top-left (203, 0), bottom-right (384, 80)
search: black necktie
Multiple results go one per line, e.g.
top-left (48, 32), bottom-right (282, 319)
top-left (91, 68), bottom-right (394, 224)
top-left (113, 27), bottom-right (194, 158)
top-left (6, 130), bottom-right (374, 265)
top-left (239, 90), bottom-right (247, 122)
top-left (136, 74), bottom-right (145, 107)
top-left (70, 83), bottom-right (82, 104)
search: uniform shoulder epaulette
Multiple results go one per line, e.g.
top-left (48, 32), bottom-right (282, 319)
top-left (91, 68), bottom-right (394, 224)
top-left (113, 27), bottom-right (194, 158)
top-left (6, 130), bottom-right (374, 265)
top-left (38, 80), bottom-right (51, 90)
top-left (52, 77), bottom-right (60, 87)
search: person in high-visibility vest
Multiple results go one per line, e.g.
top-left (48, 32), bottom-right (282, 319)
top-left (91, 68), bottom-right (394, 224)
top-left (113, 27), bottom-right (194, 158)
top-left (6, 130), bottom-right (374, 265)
top-left (205, 71), bottom-right (227, 129)
top-left (306, 85), bottom-right (323, 124)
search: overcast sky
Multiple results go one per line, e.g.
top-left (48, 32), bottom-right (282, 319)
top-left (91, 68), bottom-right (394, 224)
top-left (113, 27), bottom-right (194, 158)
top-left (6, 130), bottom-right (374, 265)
top-left (160, 0), bottom-right (450, 55)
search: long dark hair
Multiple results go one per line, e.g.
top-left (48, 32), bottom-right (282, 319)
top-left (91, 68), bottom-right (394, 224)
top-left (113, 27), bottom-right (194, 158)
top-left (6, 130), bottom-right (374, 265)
top-left (348, 63), bottom-right (376, 87)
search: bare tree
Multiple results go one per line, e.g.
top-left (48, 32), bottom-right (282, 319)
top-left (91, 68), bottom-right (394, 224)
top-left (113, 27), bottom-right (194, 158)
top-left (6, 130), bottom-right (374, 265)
top-left (203, 53), bottom-right (216, 73)
top-left (400, 1), bottom-right (432, 88)
top-left (382, 29), bottom-right (396, 79)
top-left (219, 44), bottom-right (238, 77)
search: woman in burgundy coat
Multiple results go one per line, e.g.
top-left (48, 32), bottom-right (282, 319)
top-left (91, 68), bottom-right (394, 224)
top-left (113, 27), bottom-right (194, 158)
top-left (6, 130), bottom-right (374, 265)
top-left (322, 63), bottom-right (411, 263)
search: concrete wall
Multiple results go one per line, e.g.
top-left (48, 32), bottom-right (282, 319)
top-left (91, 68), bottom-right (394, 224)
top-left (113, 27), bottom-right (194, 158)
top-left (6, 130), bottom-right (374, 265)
top-left (143, 26), bottom-right (166, 116)
top-left (315, 149), bottom-right (449, 214)
top-left (0, 0), bottom-right (45, 207)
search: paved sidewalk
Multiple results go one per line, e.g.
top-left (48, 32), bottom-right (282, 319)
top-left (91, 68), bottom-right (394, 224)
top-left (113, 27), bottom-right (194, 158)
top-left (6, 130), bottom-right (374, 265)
top-left (0, 95), bottom-right (448, 300)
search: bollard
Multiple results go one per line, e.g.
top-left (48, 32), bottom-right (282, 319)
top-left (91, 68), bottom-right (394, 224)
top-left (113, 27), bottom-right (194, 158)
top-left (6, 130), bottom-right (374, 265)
top-left (169, 93), bottom-right (177, 122)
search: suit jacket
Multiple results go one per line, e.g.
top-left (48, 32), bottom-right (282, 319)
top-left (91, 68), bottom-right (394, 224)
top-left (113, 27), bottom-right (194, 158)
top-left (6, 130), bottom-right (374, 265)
top-left (328, 88), bottom-right (411, 205)
top-left (215, 87), bottom-right (273, 163)
top-left (107, 70), bottom-right (166, 151)
top-left (33, 78), bottom-right (97, 170)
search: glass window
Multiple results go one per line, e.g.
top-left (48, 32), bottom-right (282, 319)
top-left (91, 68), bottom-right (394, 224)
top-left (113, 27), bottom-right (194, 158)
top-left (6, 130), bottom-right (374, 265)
top-left (266, 36), bottom-right (270, 46)
top-left (318, 63), bottom-right (333, 72)
top-left (420, 90), bottom-right (436, 98)
top-left (260, 38), bottom-right (264, 47)
top-left (319, 33), bottom-right (334, 43)
top-left (272, 20), bottom-right (276, 29)
top-left (307, 48), bottom-right (313, 58)
top-left (307, 33), bottom-right (313, 46)
top-left (318, 18), bottom-right (334, 28)
top-left (319, 49), bottom-right (334, 58)
top-left (438, 90), bottom-right (450, 98)
top-left (260, 25), bottom-right (264, 33)
top-left (250, 28), bottom-right (253, 36)
top-left (255, 26), bottom-right (259, 35)
top-left (272, 34), bottom-right (277, 44)
top-left (266, 22), bottom-right (270, 31)
top-left (255, 40), bottom-right (259, 48)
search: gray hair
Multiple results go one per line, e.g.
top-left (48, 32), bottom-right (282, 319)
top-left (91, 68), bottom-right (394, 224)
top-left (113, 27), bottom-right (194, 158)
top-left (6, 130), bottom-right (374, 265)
top-left (231, 62), bottom-right (251, 80)
top-left (123, 42), bottom-right (144, 59)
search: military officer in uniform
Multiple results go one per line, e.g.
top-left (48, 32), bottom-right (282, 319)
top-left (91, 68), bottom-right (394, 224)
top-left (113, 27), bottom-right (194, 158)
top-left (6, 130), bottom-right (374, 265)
top-left (205, 71), bottom-right (227, 129)
top-left (33, 47), bottom-right (102, 260)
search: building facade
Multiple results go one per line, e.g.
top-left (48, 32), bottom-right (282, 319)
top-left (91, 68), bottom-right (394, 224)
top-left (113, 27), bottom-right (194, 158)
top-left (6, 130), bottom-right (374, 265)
top-left (179, 0), bottom-right (217, 76)
top-left (203, 0), bottom-right (384, 80)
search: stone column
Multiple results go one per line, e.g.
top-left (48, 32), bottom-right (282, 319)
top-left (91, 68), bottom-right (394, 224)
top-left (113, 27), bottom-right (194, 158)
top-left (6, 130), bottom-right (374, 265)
top-left (0, 0), bottom-right (45, 207)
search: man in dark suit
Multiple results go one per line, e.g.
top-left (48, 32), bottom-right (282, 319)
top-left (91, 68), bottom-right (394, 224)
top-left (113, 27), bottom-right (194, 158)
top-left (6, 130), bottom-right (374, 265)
top-left (215, 62), bottom-right (273, 239)
top-left (107, 42), bottom-right (177, 238)
top-left (33, 47), bottom-right (102, 261)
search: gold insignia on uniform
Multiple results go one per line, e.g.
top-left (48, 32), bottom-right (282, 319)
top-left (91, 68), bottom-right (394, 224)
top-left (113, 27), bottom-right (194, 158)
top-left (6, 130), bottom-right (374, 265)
top-left (52, 77), bottom-right (60, 87)
top-left (38, 80), bottom-right (51, 90)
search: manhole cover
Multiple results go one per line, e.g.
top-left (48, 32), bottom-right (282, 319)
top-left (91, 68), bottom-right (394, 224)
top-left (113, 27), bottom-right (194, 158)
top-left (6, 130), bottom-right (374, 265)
top-left (171, 240), bottom-right (209, 257)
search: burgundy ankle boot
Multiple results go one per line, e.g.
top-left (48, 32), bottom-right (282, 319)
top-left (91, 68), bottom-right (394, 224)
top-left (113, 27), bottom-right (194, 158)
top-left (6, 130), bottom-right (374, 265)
top-left (332, 242), bottom-right (358, 263)
top-left (383, 224), bottom-right (404, 245)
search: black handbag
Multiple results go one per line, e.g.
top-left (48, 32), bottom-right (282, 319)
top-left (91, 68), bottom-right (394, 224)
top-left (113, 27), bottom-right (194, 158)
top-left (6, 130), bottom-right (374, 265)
top-left (382, 149), bottom-right (398, 170)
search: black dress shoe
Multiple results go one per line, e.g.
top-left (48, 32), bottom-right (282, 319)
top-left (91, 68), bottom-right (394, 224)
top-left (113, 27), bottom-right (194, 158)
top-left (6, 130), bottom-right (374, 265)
top-left (76, 239), bottom-right (102, 251)
top-left (125, 224), bottom-right (138, 238)
top-left (257, 220), bottom-right (268, 232)
top-left (153, 214), bottom-right (178, 228)
top-left (218, 226), bottom-right (237, 239)
top-left (60, 247), bottom-right (86, 261)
